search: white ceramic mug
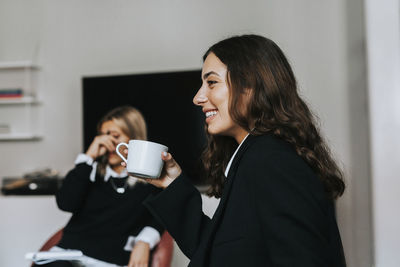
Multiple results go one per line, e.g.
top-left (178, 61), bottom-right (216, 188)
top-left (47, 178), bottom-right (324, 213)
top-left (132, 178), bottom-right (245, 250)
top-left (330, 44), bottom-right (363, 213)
top-left (116, 140), bottom-right (168, 179)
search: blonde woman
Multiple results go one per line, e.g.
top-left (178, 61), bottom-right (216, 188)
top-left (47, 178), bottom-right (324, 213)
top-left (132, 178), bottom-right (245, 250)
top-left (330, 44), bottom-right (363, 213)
top-left (37, 106), bottom-right (163, 267)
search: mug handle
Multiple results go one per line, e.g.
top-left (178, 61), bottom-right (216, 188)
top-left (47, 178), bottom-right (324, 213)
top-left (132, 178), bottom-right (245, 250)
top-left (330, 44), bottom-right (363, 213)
top-left (116, 143), bottom-right (129, 164)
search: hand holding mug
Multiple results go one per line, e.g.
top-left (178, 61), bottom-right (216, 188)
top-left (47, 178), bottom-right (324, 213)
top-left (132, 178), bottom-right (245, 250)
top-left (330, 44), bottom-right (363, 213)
top-left (116, 140), bottom-right (169, 179)
top-left (150, 151), bottom-right (182, 188)
top-left (121, 151), bottom-right (182, 189)
top-left (117, 140), bottom-right (182, 189)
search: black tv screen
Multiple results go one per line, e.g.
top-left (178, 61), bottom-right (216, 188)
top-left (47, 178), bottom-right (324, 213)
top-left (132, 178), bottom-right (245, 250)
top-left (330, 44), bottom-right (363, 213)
top-left (82, 70), bottom-right (206, 185)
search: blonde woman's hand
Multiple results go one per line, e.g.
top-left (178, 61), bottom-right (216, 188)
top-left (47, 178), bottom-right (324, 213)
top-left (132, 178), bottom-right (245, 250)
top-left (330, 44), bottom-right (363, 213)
top-left (128, 241), bottom-right (150, 267)
top-left (85, 134), bottom-right (118, 159)
top-left (121, 151), bottom-right (182, 189)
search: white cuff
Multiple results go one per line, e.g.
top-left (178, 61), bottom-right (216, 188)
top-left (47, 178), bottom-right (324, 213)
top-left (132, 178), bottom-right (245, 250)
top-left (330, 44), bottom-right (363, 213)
top-left (74, 153), bottom-right (97, 182)
top-left (74, 153), bottom-right (94, 166)
top-left (135, 226), bottom-right (161, 250)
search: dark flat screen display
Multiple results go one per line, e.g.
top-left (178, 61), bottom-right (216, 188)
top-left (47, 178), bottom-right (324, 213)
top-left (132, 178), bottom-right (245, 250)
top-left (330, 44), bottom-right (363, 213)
top-left (82, 70), bottom-right (206, 185)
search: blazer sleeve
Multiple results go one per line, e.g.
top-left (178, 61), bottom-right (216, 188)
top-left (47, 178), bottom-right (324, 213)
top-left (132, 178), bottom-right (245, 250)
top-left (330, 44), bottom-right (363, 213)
top-left (55, 163), bottom-right (93, 213)
top-left (144, 173), bottom-right (212, 259)
top-left (145, 186), bottom-right (166, 236)
top-left (241, 145), bottom-right (336, 266)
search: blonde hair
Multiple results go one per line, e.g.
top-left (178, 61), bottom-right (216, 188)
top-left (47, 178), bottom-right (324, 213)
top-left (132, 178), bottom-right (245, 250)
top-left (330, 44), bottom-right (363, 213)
top-left (96, 106), bottom-right (147, 177)
top-left (97, 106), bottom-right (147, 141)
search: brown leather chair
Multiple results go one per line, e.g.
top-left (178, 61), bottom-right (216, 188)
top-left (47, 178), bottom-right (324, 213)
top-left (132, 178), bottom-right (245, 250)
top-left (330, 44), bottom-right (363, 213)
top-left (33, 229), bottom-right (174, 267)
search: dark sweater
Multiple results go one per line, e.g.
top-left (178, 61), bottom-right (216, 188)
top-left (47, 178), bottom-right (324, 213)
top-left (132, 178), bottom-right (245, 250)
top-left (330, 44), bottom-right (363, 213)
top-left (56, 163), bottom-right (163, 266)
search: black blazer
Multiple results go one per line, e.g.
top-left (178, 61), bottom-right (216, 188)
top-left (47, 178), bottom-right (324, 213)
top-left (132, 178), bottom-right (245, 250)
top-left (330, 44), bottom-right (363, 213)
top-left (145, 134), bottom-right (346, 267)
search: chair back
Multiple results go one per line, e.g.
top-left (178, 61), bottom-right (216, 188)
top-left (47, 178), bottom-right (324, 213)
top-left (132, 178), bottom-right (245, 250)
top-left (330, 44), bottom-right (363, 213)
top-left (33, 229), bottom-right (174, 267)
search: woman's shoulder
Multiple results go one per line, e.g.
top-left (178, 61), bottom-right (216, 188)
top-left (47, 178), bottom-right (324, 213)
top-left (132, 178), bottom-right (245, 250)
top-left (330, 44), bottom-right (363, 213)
top-left (243, 134), bottom-right (314, 176)
top-left (241, 134), bottom-right (325, 198)
top-left (246, 133), bottom-right (295, 155)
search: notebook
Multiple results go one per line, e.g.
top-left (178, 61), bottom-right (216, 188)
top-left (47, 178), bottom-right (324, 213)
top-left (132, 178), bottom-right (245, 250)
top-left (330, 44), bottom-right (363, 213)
top-left (25, 250), bottom-right (83, 265)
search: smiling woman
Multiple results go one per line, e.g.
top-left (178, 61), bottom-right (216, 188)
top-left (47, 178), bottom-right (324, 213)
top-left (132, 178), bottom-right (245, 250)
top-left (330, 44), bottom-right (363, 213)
top-left (193, 53), bottom-right (248, 143)
top-left (138, 34), bottom-right (347, 267)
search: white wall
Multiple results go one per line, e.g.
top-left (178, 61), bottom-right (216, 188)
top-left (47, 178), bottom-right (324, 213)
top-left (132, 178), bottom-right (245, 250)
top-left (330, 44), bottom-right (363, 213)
top-left (365, 0), bottom-right (400, 266)
top-left (0, 196), bottom-right (70, 267)
top-left (0, 0), bottom-right (372, 266)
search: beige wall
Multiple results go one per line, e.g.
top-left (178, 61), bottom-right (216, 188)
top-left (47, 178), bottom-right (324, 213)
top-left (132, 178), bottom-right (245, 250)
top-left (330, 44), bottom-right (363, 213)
top-left (0, 0), bottom-right (372, 266)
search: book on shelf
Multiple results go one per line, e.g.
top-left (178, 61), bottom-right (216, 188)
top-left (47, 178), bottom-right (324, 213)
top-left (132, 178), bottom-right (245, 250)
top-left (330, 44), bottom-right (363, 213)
top-left (0, 88), bottom-right (23, 98)
top-left (0, 124), bottom-right (10, 134)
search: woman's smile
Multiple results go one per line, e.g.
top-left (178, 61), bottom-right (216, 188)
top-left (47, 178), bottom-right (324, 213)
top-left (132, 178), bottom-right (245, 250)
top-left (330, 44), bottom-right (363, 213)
top-left (205, 109), bottom-right (218, 123)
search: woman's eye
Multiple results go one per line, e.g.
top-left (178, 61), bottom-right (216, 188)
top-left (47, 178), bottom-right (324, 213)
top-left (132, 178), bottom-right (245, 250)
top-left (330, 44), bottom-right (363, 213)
top-left (207, 80), bottom-right (217, 86)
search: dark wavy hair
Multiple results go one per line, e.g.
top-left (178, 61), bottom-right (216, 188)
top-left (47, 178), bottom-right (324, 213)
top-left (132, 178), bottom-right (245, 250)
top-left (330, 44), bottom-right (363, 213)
top-left (202, 35), bottom-right (345, 200)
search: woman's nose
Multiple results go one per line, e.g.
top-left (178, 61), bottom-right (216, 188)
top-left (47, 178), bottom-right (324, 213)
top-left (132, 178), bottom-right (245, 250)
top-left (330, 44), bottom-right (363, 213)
top-left (193, 86), bottom-right (207, 106)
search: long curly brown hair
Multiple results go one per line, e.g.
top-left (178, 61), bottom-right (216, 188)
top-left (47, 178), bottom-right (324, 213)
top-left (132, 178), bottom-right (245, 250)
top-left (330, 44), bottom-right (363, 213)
top-left (202, 35), bottom-right (345, 200)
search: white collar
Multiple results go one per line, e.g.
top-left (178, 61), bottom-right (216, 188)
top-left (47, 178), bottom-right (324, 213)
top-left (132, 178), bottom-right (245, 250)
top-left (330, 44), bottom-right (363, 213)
top-left (224, 134), bottom-right (250, 177)
top-left (104, 165), bottom-right (128, 182)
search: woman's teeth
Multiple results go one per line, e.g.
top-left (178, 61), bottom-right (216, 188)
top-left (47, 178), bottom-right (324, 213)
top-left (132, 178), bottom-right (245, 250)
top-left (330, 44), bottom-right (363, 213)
top-left (206, 111), bottom-right (217, 118)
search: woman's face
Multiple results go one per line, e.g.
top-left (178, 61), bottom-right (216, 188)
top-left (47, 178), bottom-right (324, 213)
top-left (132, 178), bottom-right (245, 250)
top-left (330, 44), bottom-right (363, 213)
top-left (100, 120), bottom-right (130, 166)
top-left (193, 53), bottom-right (248, 143)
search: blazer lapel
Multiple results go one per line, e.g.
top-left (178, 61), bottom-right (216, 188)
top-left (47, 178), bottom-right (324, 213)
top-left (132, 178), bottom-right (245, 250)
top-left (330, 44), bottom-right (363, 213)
top-left (213, 134), bottom-right (257, 221)
top-left (189, 135), bottom-right (258, 267)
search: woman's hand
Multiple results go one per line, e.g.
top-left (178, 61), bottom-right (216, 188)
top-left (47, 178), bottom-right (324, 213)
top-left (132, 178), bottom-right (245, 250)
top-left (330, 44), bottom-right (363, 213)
top-left (128, 241), bottom-right (150, 267)
top-left (85, 134), bottom-right (118, 159)
top-left (122, 151), bottom-right (182, 189)
top-left (146, 152), bottom-right (182, 188)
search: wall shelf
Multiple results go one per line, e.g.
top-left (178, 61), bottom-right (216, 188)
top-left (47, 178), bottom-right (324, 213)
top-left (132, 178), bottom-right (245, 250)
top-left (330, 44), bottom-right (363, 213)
top-left (0, 133), bottom-right (42, 141)
top-left (0, 61), bottom-right (39, 69)
top-left (0, 96), bottom-right (40, 105)
top-left (0, 61), bottom-right (42, 141)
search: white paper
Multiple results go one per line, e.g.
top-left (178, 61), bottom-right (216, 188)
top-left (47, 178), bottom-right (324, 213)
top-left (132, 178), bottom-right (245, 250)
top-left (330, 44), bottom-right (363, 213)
top-left (25, 250), bottom-right (83, 265)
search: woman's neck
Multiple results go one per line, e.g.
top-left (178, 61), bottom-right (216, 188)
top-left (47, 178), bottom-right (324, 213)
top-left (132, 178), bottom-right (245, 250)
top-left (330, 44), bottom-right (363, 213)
top-left (111, 164), bottom-right (124, 174)
top-left (234, 128), bottom-right (250, 144)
